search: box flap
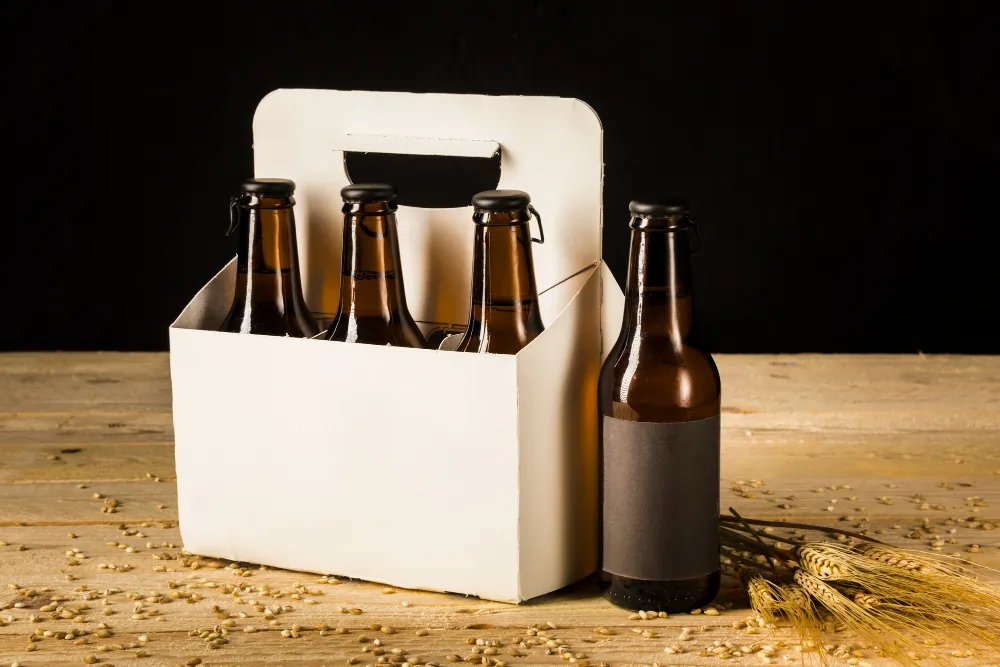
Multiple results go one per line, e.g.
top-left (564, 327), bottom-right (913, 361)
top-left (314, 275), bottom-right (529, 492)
top-left (171, 259), bottom-right (236, 331)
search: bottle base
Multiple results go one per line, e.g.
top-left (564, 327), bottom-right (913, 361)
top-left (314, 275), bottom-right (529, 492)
top-left (604, 570), bottom-right (721, 613)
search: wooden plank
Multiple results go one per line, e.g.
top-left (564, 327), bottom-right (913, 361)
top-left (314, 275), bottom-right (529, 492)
top-left (2, 474), bottom-right (996, 527)
top-left (2, 478), bottom-right (995, 557)
top-left (0, 352), bottom-right (171, 412)
top-left (0, 351), bottom-right (168, 377)
top-left (1, 354), bottom-right (997, 447)
top-left (0, 600), bottom-right (880, 667)
top-left (0, 482), bottom-right (177, 526)
top-left (0, 443), bottom-right (175, 483)
top-left (1, 429), bottom-right (997, 483)
top-left (1, 352), bottom-right (996, 447)
top-left (720, 431), bottom-right (1000, 479)
top-left (2, 515), bottom-right (996, 578)
top-left (4, 353), bottom-right (999, 423)
top-left (715, 354), bottom-right (1000, 412)
top-left (0, 412), bottom-right (174, 446)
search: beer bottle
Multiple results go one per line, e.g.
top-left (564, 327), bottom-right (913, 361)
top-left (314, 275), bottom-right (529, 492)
top-left (598, 197), bottom-right (721, 612)
top-left (219, 178), bottom-right (318, 338)
top-left (325, 184), bottom-right (425, 347)
top-left (453, 190), bottom-right (545, 354)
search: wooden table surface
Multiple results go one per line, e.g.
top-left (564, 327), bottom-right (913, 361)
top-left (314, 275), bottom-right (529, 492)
top-left (1, 353), bottom-right (997, 667)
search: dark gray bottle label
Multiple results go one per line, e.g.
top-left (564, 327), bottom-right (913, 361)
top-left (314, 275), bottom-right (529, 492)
top-left (602, 414), bottom-right (720, 580)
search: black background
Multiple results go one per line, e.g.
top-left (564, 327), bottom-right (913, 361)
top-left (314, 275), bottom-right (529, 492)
top-left (5, 1), bottom-right (998, 353)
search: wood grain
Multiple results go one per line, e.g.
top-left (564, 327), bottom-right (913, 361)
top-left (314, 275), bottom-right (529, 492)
top-left (0, 352), bottom-right (997, 667)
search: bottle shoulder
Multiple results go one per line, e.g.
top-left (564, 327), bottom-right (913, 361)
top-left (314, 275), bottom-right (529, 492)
top-left (599, 338), bottom-right (720, 421)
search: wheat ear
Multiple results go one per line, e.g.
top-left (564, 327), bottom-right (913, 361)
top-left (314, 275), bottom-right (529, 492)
top-left (772, 581), bottom-right (827, 661)
top-left (858, 543), bottom-right (948, 577)
top-left (739, 569), bottom-right (780, 623)
top-left (810, 543), bottom-right (1000, 641)
top-left (837, 585), bottom-right (882, 609)
top-left (831, 542), bottom-right (1000, 618)
top-left (797, 545), bottom-right (849, 579)
top-left (793, 569), bottom-right (931, 666)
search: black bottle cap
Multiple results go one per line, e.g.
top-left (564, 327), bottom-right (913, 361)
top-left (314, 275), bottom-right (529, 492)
top-left (341, 183), bottom-right (397, 203)
top-left (629, 197), bottom-right (690, 218)
top-left (472, 189), bottom-right (531, 211)
top-left (241, 178), bottom-right (296, 196)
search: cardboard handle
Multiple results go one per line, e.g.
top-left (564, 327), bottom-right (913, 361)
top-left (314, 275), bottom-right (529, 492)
top-left (252, 89), bottom-right (603, 306)
top-left (335, 134), bottom-right (500, 159)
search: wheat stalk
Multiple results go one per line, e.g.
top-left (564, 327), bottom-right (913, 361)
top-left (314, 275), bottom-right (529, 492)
top-left (724, 509), bottom-right (1000, 666)
top-left (740, 569), bottom-right (779, 623)
top-left (809, 543), bottom-right (1000, 613)
top-left (826, 542), bottom-right (1000, 652)
top-left (719, 514), bottom-right (883, 543)
top-left (773, 581), bottom-right (827, 661)
top-left (793, 569), bottom-right (931, 666)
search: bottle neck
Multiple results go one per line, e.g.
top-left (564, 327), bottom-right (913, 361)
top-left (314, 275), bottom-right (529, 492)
top-left (338, 202), bottom-right (408, 317)
top-left (463, 210), bottom-right (544, 351)
top-left (234, 197), bottom-right (300, 304)
top-left (624, 221), bottom-right (695, 344)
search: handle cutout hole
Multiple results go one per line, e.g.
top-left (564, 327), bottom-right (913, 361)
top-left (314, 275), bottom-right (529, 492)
top-left (344, 151), bottom-right (501, 209)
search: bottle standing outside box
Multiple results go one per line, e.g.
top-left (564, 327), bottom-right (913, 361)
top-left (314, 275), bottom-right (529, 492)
top-left (598, 198), bottom-right (721, 612)
top-left (325, 184), bottom-right (426, 348)
top-left (219, 178), bottom-right (318, 338)
top-left (452, 190), bottom-right (545, 354)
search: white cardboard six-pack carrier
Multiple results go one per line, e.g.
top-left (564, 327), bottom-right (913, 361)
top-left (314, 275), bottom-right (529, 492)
top-left (169, 89), bottom-right (626, 603)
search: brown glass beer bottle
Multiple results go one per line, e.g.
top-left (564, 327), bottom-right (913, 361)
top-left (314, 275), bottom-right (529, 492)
top-left (598, 197), bottom-right (721, 612)
top-left (324, 184), bottom-right (425, 348)
top-left (452, 190), bottom-right (545, 354)
top-left (219, 178), bottom-right (318, 338)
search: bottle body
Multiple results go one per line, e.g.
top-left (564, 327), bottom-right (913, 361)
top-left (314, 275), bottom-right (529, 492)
top-left (219, 179), bottom-right (318, 338)
top-left (455, 190), bottom-right (544, 354)
top-left (325, 185), bottom-right (425, 348)
top-left (598, 199), bottom-right (721, 612)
